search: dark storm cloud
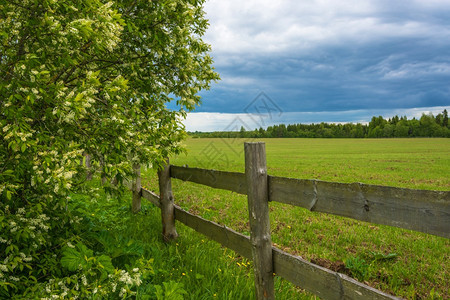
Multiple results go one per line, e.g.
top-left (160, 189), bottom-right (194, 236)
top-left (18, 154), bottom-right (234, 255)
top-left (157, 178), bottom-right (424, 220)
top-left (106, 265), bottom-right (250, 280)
top-left (194, 0), bottom-right (450, 119)
top-left (197, 37), bottom-right (450, 114)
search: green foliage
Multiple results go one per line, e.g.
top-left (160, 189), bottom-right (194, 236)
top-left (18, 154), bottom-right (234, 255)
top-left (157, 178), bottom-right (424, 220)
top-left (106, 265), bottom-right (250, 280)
top-left (155, 281), bottom-right (188, 300)
top-left (61, 242), bottom-right (114, 276)
top-left (57, 185), bottom-right (304, 299)
top-left (46, 241), bottom-right (147, 299)
top-left (345, 256), bottom-right (369, 281)
top-left (190, 111), bottom-right (450, 138)
top-left (39, 258), bottom-right (150, 299)
top-left (345, 252), bottom-right (398, 282)
top-left (369, 251), bottom-right (398, 262)
top-left (0, 194), bottom-right (152, 299)
top-left (0, 203), bottom-right (69, 297)
top-left (93, 230), bottom-right (146, 268)
top-left (0, 0), bottom-right (218, 297)
top-left (1, 0), bottom-right (219, 204)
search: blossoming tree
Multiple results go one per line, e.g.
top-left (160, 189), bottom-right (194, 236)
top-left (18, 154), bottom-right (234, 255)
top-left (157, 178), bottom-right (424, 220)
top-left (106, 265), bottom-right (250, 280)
top-left (0, 0), bottom-right (218, 296)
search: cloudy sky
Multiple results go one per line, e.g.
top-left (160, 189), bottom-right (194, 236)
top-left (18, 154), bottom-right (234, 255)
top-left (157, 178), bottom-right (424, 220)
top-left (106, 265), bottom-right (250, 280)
top-left (182, 0), bottom-right (450, 131)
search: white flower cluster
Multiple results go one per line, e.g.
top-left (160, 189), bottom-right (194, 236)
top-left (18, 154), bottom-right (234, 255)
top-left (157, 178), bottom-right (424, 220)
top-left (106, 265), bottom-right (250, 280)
top-left (81, 274), bottom-right (87, 286)
top-left (3, 251), bottom-right (33, 268)
top-left (96, 2), bottom-right (123, 51)
top-left (19, 252), bottom-right (33, 262)
top-left (30, 148), bottom-right (82, 194)
top-left (119, 287), bottom-right (127, 298)
top-left (42, 277), bottom-right (75, 300)
top-left (6, 207), bottom-right (51, 247)
top-left (69, 215), bottom-right (83, 225)
top-left (1, 249), bottom-right (32, 284)
top-left (3, 130), bottom-right (33, 142)
top-left (118, 270), bottom-right (134, 285)
top-left (0, 183), bottom-right (18, 195)
top-left (41, 266), bottom-right (143, 299)
top-left (113, 269), bottom-right (143, 291)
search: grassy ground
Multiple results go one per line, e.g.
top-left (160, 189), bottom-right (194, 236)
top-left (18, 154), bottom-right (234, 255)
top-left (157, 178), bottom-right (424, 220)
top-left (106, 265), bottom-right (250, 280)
top-left (70, 183), bottom-right (306, 299)
top-left (140, 138), bottom-right (449, 299)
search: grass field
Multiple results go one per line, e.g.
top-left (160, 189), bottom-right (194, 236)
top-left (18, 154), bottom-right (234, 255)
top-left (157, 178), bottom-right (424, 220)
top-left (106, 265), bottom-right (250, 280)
top-left (140, 138), bottom-right (449, 299)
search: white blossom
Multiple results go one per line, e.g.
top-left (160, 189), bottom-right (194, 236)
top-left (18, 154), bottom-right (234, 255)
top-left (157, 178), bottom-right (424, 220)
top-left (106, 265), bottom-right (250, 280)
top-left (81, 275), bottom-right (87, 286)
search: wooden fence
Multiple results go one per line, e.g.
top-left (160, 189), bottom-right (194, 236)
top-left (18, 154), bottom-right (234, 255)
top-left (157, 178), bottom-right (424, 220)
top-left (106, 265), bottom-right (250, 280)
top-left (130, 142), bottom-right (449, 299)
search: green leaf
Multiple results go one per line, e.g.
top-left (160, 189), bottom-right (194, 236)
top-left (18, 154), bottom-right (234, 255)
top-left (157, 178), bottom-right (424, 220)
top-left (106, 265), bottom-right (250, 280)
top-left (370, 252), bottom-right (398, 261)
top-left (2, 170), bottom-right (14, 176)
top-left (77, 242), bottom-right (93, 258)
top-left (97, 255), bottom-right (114, 281)
top-left (97, 255), bottom-right (114, 273)
top-left (61, 247), bottom-right (83, 272)
top-left (161, 281), bottom-right (187, 300)
top-left (74, 93), bottom-right (83, 102)
top-left (127, 22), bottom-right (133, 32)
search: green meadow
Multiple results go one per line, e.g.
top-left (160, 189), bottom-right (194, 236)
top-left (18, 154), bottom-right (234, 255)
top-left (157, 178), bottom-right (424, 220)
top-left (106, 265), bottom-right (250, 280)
top-left (139, 138), bottom-right (449, 299)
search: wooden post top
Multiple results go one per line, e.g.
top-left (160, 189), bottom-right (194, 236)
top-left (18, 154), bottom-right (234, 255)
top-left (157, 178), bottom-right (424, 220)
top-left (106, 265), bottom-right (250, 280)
top-left (244, 142), bottom-right (265, 145)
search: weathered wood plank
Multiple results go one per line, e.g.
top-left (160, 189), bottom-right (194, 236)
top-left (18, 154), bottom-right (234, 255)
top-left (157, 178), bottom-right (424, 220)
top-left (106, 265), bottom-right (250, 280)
top-left (269, 176), bottom-right (450, 238)
top-left (173, 205), bottom-right (252, 259)
top-left (245, 142), bottom-right (275, 299)
top-left (170, 165), bottom-right (247, 194)
top-left (159, 159), bottom-right (178, 242)
top-left (169, 165), bottom-right (449, 238)
top-left (272, 248), bottom-right (399, 300)
top-left (141, 188), bottom-right (161, 208)
top-left (268, 176), bottom-right (316, 208)
top-left (358, 184), bottom-right (449, 238)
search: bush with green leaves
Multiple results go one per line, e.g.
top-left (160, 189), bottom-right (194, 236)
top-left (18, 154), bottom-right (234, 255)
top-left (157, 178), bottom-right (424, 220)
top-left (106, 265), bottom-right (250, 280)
top-left (1, 0), bottom-right (218, 201)
top-left (0, 202), bottom-right (70, 297)
top-left (0, 187), bottom-right (190, 299)
top-left (1, 0), bottom-right (218, 297)
top-left (39, 242), bottom-right (151, 299)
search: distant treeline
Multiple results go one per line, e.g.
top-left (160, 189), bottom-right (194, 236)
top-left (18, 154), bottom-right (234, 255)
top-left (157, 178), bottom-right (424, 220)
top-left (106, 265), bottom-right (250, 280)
top-left (189, 110), bottom-right (450, 138)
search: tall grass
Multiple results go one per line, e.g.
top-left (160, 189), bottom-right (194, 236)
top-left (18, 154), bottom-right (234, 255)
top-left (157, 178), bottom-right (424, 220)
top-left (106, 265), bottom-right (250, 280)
top-left (70, 183), bottom-right (308, 299)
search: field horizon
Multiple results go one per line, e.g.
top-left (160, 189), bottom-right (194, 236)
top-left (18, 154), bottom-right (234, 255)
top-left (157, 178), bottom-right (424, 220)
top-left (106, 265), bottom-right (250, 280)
top-left (173, 137), bottom-right (450, 190)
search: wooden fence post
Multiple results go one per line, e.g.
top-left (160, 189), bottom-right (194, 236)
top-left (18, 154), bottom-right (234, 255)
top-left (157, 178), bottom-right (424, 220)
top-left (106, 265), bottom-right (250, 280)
top-left (244, 142), bottom-right (275, 299)
top-left (132, 163), bottom-right (141, 213)
top-left (158, 158), bottom-right (178, 242)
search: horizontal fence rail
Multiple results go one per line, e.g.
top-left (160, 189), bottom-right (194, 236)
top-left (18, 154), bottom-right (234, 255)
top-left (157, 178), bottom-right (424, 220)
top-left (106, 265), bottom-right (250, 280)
top-left (170, 166), bottom-right (450, 239)
top-left (140, 187), bottom-right (398, 300)
top-left (170, 165), bottom-right (247, 194)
